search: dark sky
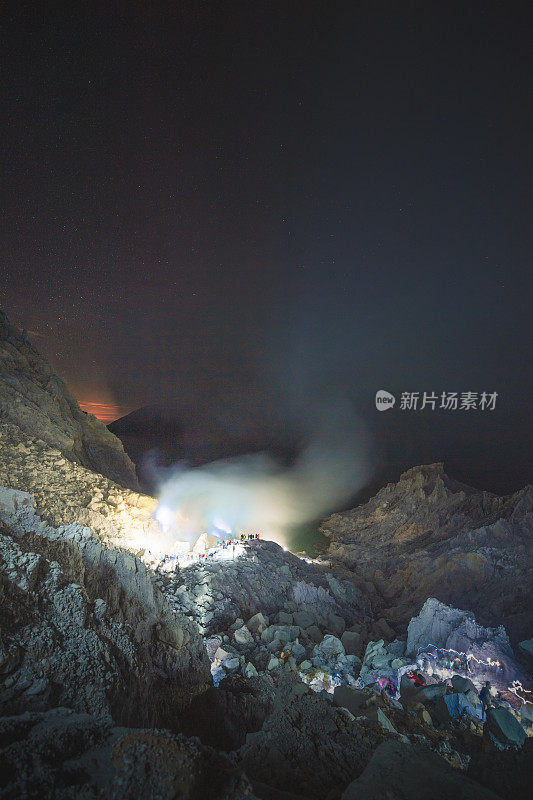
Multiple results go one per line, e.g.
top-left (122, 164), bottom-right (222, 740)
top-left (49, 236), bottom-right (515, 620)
top-left (2, 2), bottom-right (532, 493)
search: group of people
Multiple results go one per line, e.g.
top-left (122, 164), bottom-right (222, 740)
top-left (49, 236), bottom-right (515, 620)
top-left (157, 531), bottom-right (262, 568)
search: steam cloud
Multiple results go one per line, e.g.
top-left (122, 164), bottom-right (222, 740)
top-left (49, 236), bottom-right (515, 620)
top-left (152, 400), bottom-right (373, 549)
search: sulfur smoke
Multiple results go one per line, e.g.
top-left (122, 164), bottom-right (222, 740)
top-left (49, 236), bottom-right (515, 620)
top-left (152, 400), bottom-right (373, 549)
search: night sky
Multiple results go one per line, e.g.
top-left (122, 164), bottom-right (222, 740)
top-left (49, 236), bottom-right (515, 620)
top-left (2, 3), bottom-right (532, 494)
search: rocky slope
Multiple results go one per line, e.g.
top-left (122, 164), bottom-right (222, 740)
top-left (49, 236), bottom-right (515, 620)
top-left (321, 463), bottom-right (533, 643)
top-left (0, 310), bottom-right (138, 489)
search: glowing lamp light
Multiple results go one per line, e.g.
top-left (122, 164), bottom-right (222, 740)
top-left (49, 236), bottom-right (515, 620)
top-left (417, 644), bottom-right (501, 671)
top-left (508, 680), bottom-right (533, 705)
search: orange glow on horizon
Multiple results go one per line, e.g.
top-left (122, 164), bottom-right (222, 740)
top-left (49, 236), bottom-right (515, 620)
top-left (77, 401), bottom-right (132, 423)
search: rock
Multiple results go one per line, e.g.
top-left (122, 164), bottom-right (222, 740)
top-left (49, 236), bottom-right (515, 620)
top-left (0, 520), bottom-right (211, 725)
top-left (407, 598), bottom-right (513, 659)
top-left (0, 310), bottom-right (138, 489)
top-left (417, 683), bottom-right (447, 702)
top-left (239, 675), bottom-right (384, 799)
top-left (443, 692), bottom-right (484, 721)
top-left (267, 656), bottom-right (280, 671)
top-left (451, 675), bottom-right (477, 694)
top-left (244, 662), bottom-right (258, 678)
top-left (247, 612), bottom-right (269, 633)
top-left (0, 707), bottom-right (255, 799)
top-left (223, 657), bottom-right (240, 672)
top-left (521, 702), bottom-right (533, 724)
top-left (518, 638), bottom-right (533, 661)
top-left (333, 685), bottom-right (369, 716)
top-left (373, 617), bottom-right (396, 641)
top-left (372, 706), bottom-right (398, 734)
top-left (277, 610), bottom-right (293, 624)
top-left (289, 640), bottom-right (306, 660)
top-left (215, 646), bottom-right (234, 662)
top-left (233, 625), bottom-right (254, 645)
top-left (347, 622), bottom-right (362, 633)
top-left (320, 463), bottom-right (533, 645)
top-left (299, 660), bottom-right (312, 671)
top-left (327, 612), bottom-right (346, 636)
top-left (484, 706), bottom-right (527, 750)
top-left (341, 630), bottom-right (363, 657)
top-left (205, 636), bottom-right (223, 660)
top-left (261, 624), bottom-right (300, 645)
top-left (412, 702), bottom-right (433, 725)
top-left (387, 638), bottom-right (406, 657)
top-left (341, 739), bottom-right (501, 800)
top-left (181, 674), bottom-right (275, 752)
top-left (312, 635), bottom-right (345, 661)
top-left (293, 610), bottom-right (315, 629)
top-left (305, 624), bottom-right (323, 643)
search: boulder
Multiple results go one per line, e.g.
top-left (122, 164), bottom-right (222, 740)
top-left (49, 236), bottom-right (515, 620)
top-left (289, 640), bottom-right (306, 660)
top-left (443, 692), bottom-right (483, 721)
top-left (368, 706), bottom-right (398, 734)
top-left (406, 598), bottom-right (513, 664)
top-left (305, 625), bottom-right (323, 643)
top-left (215, 646), bottom-right (235, 662)
top-left (341, 739), bottom-right (501, 800)
top-left (518, 638), bottom-right (533, 662)
top-left (333, 685), bottom-right (369, 716)
top-left (373, 617), bottom-right (396, 641)
top-left (0, 708), bottom-right (255, 800)
top-left (327, 612), bottom-right (346, 636)
top-left (261, 624), bottom-right (300, 644)
top-left (412, 702), bottom-right (433, 726)
top-left (341, 630), bottom-right (363, 657)
top-left (293, 610), bottom-right (315, 629)
top-left (312, 635), bottom-right (345, 662)
top-left (247, 612), bottom-right (269, 634)
top-left (484, 706), bottom-right (527, 750)
top-left (277, 610), bottom-right (293, 625)
top-left (451, 675), bottom-right (477, 694)
top-left (233, 625), bottom-right (254, 645)
top-left (417, 683), bottom-right (447, 702)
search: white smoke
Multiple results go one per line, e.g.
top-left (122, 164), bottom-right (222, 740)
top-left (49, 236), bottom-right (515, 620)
top-left (152, 399), bottom-right (373, 549)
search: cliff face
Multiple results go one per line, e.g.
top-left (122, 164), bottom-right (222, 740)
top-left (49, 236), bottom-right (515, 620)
top-left (0, 310), bottom-right (138, 489)
top-left (321, 463), bottom-right (533, 642)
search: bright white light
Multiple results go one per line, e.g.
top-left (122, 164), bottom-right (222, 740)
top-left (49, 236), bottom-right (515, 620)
top-left (155, 504), bottom-right (175, 532)
top-left (212, 516), bottom-right (231, 534)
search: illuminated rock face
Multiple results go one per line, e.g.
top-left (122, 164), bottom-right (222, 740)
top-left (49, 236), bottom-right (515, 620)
top-left (0, 310), bottom-right (138, 489)
top-left (192, 531), bottom-right (220, 553)
top-left (0, 486), bottom-right (211, 729)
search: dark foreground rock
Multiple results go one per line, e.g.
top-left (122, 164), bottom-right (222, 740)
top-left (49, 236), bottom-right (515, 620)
top-left (0, 707), bottom-right (256, 800)
top-left (341, 739), bottom-right (502, 800)
top-left (237, 675), bottom-right (385, 800)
